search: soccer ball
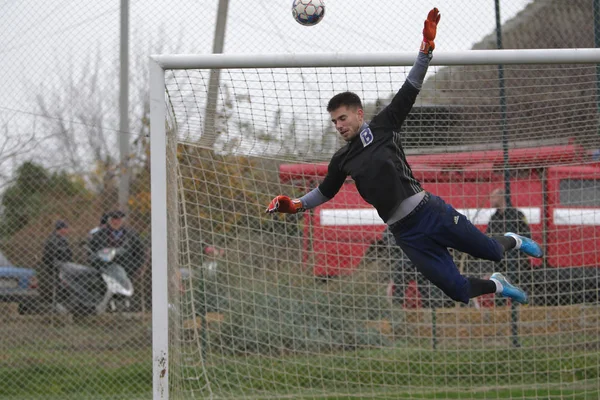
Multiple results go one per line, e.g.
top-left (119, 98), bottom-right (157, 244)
top-left (292, 0), bottom-right (325, 26)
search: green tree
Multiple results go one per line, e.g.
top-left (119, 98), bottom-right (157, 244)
top-left (0, 161), bottom-right (89, 238)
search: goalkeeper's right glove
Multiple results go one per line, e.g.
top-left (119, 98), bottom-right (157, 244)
top-left (420, 7), bottom-right (441, 55)
top-left (266, 195), bottom-right (304, 214)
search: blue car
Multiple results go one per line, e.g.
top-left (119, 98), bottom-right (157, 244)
top-left (0, 251), bottom-right (39, 313)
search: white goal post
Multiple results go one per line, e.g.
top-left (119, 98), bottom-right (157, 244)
top-left (150, 49), bottom-right (600, 400)
top-left (151, 48), bottom-right (600, 69)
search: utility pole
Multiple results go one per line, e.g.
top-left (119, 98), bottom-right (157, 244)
top-left (199, 0), bottom-right (230, 149)
top-left (494, 0), bottom-right (521, 349)
top-left (118, 0), bottom-right (130, 211)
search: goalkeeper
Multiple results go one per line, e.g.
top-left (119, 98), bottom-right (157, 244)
top-left (266, 7), bottom-right (542, 305)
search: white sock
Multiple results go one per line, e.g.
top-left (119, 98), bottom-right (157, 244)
top-left (490, 278), bottom-right (503, 294)
top-left (506, 233), bottom-right (522, 250)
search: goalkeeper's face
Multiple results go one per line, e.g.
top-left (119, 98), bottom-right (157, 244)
top-left (329, 105), bottom-right (364, 142)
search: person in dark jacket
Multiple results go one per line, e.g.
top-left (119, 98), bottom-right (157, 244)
top-left (266, 8), bottom-right (543, 306)
top-left (486, 188), bottom-right (532, 285)
top-left (40, 220), bottom-right (73, 307)
top-left (89, 210), bottom-right (145, 277)
top-left (88, 212), bottom-right (109, 241)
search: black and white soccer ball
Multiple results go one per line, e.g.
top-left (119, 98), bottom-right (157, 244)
top-left (292, 0), bottom-right (325, 26)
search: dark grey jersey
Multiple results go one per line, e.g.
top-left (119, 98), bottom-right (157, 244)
top-left (318, 80), bottom-right (423, 223)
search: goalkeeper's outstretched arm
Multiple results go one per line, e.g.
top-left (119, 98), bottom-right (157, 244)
top-left (265, 188), bottom-right (330, 214)
top-left (376, 7), bottom-right (440, 128)
top-left (407, 7), bottom-right (440, 91)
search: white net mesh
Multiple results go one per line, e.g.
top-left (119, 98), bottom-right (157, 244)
top-left (6, 1), bottom-right (600, 399)
top-left (160, 57), bottom-right (600, 399)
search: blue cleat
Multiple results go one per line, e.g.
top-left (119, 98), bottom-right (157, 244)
top-left (505, 232), bottom-right (543, 258)
top-left (490, 272), bottom-right (528, 305)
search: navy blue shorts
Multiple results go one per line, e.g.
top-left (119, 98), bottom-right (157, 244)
top-left (389, 193), bottom-right (504, 304)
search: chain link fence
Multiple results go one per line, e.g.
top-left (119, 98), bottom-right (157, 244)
top-left (1, 1), bottom-right (598, 399)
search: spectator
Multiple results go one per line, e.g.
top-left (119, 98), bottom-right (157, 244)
top-left (40, 220), bottom-right (73, 309)
top-left (486, 188), bottom-right (532, 284)
top-left (88, 212), bottom-right (109, 241)
top-left (89, 210), bottom-right (146, 278)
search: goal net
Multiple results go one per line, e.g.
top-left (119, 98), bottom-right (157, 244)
top-left (150, 50), bottom-right (600, 400)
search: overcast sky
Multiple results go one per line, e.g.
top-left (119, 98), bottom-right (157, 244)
top-left (0, 0), bottom-right (534, 178)
top-left (1, 0), bottom-right (533, 107)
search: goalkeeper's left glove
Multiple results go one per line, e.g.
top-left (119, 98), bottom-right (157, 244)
top-left (266, 195), bottom-right (305, 214)
top-left (420, 7), bottom-right (441, 55)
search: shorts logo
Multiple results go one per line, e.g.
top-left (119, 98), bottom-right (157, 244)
top-left (359, 128), bottom-right (374, 147)
top-left (453, 215), bottom-right (459, 224)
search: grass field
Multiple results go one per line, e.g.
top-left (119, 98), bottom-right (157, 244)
top-left (3, 354), bottom-right (598, 400)
top-left (178, 344), bottom-right (599, 399)
top-left (2, 308), bottom-right (600, 399)
top-left (7, 341), bottom-right (594, 399)
top-left (0, 312), bottom-right (152, 399)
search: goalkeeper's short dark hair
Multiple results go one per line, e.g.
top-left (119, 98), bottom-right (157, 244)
top-left (327, 91), bottom-right (363, 112)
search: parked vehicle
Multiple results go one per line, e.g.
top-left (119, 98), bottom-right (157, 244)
top-left (0, 251), bottom-right (39, 314)
top-left (279, 144), bottom-right (600, 305)
top-left (57, 247), bottom-right (133, 316)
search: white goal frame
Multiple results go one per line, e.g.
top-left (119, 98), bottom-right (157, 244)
top-left (149, 48), bottom-right (600, 400)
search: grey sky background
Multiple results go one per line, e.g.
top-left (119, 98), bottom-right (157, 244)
top-left (0, 0), bottom-right (533, 182)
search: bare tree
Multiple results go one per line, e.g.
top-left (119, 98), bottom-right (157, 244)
top-left (32, 31), bottom-right (181, 194)
top-left (0, 112), bottom-right (42, 191)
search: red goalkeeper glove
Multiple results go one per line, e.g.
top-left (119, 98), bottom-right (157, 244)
top-left (420, 7), bottom-right (441, 55)
top-left (266, 195), bottom-right (304, 214)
